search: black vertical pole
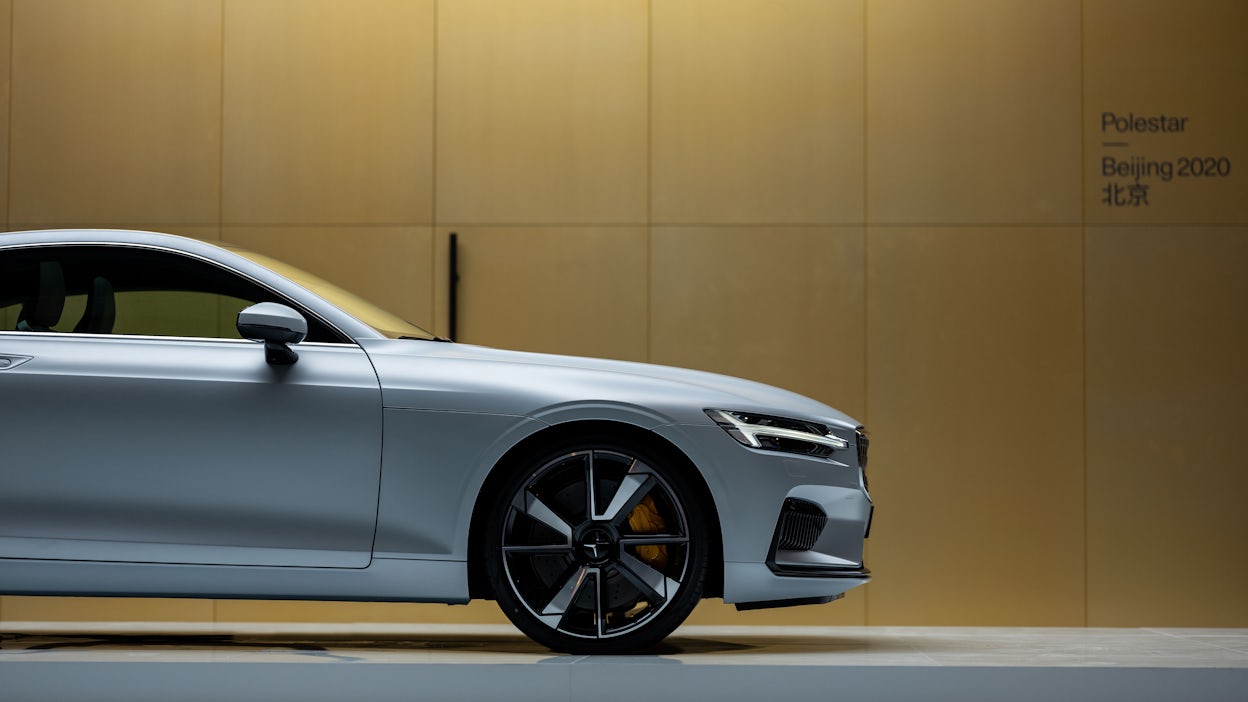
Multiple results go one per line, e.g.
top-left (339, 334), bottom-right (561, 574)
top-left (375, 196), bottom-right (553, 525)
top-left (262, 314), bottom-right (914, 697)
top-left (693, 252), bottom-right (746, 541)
top-left (448, 232), bottom-right (459, 342)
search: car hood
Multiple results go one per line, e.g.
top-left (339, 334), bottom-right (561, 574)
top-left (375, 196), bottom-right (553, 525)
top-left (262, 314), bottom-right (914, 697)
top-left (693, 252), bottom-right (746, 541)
top-left (359, 339), bottom-right (860, 431)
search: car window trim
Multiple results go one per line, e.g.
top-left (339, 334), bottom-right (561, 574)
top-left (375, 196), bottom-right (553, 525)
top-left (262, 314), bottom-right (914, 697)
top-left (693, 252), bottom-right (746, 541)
top-left (0, 329), bottom-right (352, 348)
top-left (0, 240), bottom-right (359, 345)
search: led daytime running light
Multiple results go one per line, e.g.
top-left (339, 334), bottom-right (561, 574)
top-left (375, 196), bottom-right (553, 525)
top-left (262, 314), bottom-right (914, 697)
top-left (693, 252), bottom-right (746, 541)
top-left (708, 410), bottom-right (849, 451)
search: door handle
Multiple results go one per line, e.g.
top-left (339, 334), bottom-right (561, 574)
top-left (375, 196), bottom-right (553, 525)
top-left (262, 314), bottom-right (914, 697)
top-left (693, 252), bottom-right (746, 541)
top-left (0, 354), bottom-right (32, 370)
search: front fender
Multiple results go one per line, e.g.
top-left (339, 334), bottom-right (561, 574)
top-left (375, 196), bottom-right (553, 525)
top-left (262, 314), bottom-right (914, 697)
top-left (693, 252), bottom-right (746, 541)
top-left (372, 408), bottom-right (546, 560)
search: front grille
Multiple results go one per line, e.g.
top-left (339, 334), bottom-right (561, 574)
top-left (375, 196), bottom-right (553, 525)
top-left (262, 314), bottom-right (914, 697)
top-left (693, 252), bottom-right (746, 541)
top-left (856, 428), bottom-right (869, 470)
top-left (776, 498), bottom-right (828, 551)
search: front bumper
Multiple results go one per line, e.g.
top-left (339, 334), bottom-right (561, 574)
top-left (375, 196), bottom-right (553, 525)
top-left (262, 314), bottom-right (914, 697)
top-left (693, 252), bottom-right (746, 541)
top-left (654, 422), bottom-right (873, 608)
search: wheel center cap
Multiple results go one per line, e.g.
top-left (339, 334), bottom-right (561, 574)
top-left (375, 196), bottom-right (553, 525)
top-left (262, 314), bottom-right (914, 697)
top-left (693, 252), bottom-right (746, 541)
top-left (576, 525), bottom-right (617, 565)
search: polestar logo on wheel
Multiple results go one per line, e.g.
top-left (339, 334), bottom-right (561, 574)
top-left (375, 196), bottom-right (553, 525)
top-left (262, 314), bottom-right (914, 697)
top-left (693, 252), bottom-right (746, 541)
top-left (0, 228), bottom-right (874, 655)
top-left (580, 528), bottom-right (613, 563)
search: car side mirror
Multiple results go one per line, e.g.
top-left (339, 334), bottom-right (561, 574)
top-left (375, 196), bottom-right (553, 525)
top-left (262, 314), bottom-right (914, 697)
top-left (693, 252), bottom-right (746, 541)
top-left (237, 302), bottom-right (307, 366)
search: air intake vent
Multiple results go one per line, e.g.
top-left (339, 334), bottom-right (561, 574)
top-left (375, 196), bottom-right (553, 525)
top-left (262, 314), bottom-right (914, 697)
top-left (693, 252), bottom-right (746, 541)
top-left (776, 498), bottom-right (828, 551)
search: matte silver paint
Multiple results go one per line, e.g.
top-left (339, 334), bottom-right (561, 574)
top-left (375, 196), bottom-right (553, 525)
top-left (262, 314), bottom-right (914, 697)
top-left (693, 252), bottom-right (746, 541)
top-left (0, 229), bottom-right (871, 610)
top-left (0, 333), bottom-right (382, 567)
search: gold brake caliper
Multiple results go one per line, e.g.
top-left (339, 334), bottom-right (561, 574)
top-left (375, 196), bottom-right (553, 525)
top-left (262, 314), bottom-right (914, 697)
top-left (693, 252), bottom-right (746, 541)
top-left (626, 495), bottom-right (668, 570)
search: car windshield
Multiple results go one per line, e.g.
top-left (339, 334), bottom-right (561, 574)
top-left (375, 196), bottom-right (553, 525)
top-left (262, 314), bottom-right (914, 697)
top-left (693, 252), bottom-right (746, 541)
top-left (229, 247), bottom-right (436, 341)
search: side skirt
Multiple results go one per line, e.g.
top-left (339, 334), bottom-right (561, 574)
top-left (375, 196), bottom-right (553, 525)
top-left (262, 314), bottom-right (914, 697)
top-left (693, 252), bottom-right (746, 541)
top-left (0, 557), bottom-right (469, 604)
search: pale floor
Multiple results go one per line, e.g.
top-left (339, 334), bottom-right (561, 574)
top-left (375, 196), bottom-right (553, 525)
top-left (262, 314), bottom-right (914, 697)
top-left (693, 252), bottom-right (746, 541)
top-left (2, 623), bottom-right (1246, 701)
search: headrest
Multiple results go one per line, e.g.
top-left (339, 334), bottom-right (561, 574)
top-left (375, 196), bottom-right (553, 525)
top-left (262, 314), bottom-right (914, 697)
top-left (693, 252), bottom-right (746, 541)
top-left (74, 276), bottom-right (116, 334)
top-left (17, 261), bottom-right (66, 331)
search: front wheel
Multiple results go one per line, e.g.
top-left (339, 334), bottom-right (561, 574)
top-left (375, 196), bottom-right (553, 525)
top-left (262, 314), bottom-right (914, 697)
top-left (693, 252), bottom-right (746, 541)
top-left (483, 437), bottom-right (709, 654)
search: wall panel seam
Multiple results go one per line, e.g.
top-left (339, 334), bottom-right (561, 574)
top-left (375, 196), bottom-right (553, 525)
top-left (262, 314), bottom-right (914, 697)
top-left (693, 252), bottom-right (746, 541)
top-left (431, 0), bottom-right (440, 330)
top-left (217, 0), bottom-right (225, 233)
top-left (4, 0), bottom-right (12, 231)
top-left (861, 0), bottom-right (871, 625)
top-left (644, 0), bottom-right (652, 364)
top-left (1079, 0), bottom-right (1089, 629)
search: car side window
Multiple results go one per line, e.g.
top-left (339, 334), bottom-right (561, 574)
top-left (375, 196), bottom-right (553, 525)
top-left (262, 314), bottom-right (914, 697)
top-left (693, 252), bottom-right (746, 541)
top-left (0, 245), bottom-right (345, 342)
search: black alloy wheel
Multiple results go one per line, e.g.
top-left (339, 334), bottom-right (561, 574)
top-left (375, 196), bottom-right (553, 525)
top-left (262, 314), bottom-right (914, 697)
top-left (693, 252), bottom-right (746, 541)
top-left (484, 437), bottom-right (709, 654)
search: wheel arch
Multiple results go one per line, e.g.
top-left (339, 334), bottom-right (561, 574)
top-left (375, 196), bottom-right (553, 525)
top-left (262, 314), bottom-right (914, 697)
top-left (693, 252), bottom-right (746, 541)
top-left (466, 419), bottom-right (724, 600)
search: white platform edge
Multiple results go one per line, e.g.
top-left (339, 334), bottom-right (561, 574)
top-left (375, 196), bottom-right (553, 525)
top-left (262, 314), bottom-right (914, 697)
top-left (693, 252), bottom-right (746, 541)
top-left (2, 623), bottom-right (1246, 702)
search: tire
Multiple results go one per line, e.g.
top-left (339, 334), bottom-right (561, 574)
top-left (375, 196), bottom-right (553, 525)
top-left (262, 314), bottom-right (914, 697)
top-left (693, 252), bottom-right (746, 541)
top-left (483, 435), bottom-right (709, 654)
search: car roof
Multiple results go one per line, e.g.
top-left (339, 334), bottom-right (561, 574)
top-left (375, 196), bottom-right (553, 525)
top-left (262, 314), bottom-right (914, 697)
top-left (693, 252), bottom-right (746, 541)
top-left (1, 228), bottom-right (214, 250)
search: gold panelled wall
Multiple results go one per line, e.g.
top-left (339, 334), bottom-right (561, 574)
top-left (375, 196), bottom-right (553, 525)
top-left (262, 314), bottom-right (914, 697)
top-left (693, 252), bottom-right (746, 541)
top-left (2, 0), bottom-right (1246, 628)
top-left (867, 0), bottom-right (1083, 224)
top-left (222, 0), bottom-right (436, 225)
top-left (1084, 226), bottom-right (1248, 626)
top-left (10, 0), bottom-right (222, 226)
top-left (431, 227), bottom-right (649, 361)
top-left (865, 226), bottom-right (1085, 625)
top-left (650, 1), bottom-right (864, 224)
top-left (0, 0), bottom-right (10, 227)
top-left (436, 0), bottom-right (648, 224)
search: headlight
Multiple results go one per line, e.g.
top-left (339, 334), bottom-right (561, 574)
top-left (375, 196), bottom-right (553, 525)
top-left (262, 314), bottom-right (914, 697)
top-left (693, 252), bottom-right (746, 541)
top-left (705, 409), bottom-right (849, 458)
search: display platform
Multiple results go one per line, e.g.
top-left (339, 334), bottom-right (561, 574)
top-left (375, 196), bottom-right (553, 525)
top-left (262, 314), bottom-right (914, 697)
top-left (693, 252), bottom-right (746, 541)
top-left (2, 622), bottom-right (1246, 702)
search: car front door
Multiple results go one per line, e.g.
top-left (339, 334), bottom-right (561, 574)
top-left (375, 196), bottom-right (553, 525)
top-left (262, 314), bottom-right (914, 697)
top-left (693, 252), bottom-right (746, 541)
top-left (0, 245), bottom-right (382, 568)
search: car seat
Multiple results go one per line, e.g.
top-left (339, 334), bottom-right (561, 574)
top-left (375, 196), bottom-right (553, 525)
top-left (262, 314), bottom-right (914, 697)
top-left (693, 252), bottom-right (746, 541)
top-left (73, 276), bottom-right (116, 334)
top-left (15, 261), bottom-right (66, 332)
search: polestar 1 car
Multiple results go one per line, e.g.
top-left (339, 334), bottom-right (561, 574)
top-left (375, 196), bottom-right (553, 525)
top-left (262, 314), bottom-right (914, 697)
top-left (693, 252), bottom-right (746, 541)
top-left (0, 229), bottom-right (872, 654)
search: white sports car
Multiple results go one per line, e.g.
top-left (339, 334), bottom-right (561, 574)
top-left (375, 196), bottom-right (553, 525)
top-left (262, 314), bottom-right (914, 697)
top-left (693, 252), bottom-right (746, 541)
top-left (0, 229), bottom-right (872, 654)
